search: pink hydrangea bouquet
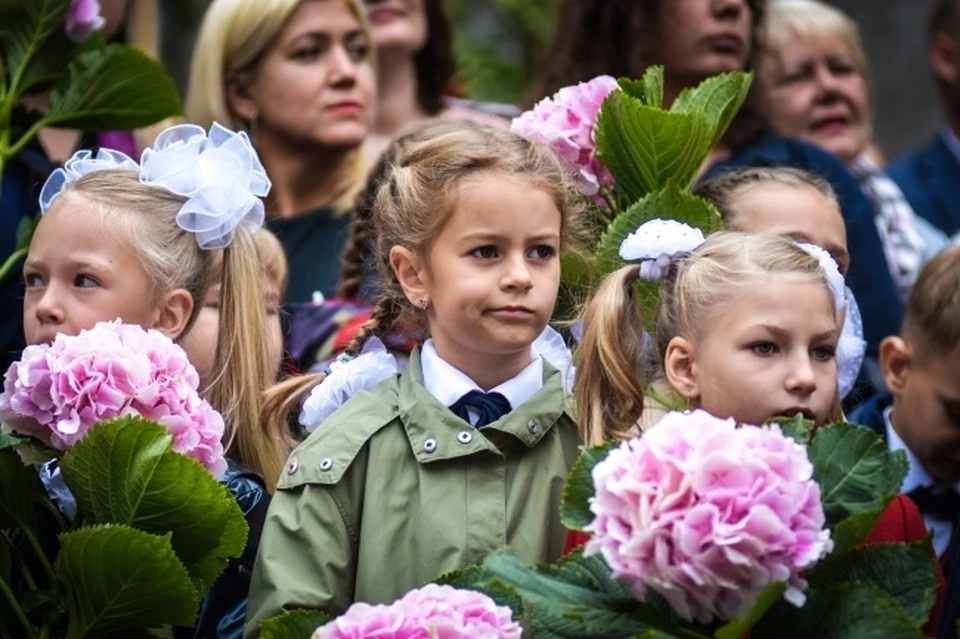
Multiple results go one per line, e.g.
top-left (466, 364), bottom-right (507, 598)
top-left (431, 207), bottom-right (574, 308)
top-left (0, 320), bottom-right (226, 476)
top-left (511, 75), bottom-right (618, 198)
top-left (466, 410), bottom-right (936, 638)
top-left (585, 410), bottom-right (831, 624)
top-left (312, 584), bottom-right (521, 639)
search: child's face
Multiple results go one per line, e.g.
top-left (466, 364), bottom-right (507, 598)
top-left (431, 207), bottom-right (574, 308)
top-left (417, 174), bottom-right (562, 373)
top-left (667, 277), bottom-right (839, 427)
top-left (179, 280), bottom-right (284, 389)
top-left (884, 339), bottom-right (960, 485)
top-left (23, 195), bottom-right (161, 345)
top-left (730, 183), bottom-right (850, 275)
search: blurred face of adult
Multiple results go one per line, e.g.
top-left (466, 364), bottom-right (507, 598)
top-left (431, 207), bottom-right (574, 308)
top-left (759, 40), bottom-right (871, 163)
top-left (656, 0), bottom-right (753, 86)
top-left (235, 0), bottom-right (376, 151)
top-left (361, 0), bottom-right (427, 57)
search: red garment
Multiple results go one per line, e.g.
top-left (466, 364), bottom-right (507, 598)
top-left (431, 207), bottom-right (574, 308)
top-left (562, 495), bottom-right (944, 635)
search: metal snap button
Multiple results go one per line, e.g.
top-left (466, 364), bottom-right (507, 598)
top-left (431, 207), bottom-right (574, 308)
top-left (286, 459), bottom-right (299, 475)
top-left (527, 420), bottom-right (538, 434)
top-left (424, 438), bottom-right (438, 453)
top-left (319, 457), bottom-right (333, 471)
top-left (458, 431), bottom-right (473, 444)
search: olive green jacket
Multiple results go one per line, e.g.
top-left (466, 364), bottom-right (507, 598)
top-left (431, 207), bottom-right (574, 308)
top-left (244, 349), bottom-right (581, 637)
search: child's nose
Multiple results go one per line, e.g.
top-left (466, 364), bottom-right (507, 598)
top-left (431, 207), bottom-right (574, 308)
top-left (785, 356), bottom-right (818, 394)
top-left (34, 287), bottom-right (65, 325)
top-left (501, 256), bottom-right (533, 290)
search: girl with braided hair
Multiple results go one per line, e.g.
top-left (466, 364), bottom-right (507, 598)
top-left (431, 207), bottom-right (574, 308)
top-left (245, 122), bottom-right (585, 633)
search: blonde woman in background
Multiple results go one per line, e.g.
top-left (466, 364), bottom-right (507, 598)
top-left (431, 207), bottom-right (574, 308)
top-left (755, 0), bottom-right (948, 301)
top-left (187, 0), bottom-right (376, 303)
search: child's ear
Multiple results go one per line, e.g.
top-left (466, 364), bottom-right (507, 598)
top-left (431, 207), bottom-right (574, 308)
top-left (153, 289), bottom-right (194, 341)
top-left (664, 336), bottom-right (700, 401)
top-left (880, 336), bottom-right (913, 394)
top-left (390, 246), bottom-right (430, 306)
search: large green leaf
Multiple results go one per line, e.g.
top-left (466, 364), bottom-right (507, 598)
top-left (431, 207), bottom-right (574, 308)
top-left (671, 72), bottom-right (753, 150)
top-left (561, 441), bottom-right (619, 531)
top-left (259, 609), bottom-right (331, 639)
top-left (808, 422), bottom-right (907, 527)
top-left (770, 414), bottom-right (814, 445)
top-left (59, 417), bottom-right (247, 596)
top-left (595, 92), bottom-right (712, 202)
top-left (436, 564), bottom-right (525, 619)
top-left (0, 447), bottom-right (44, 533)
top-left (595, 183), bottom-right (723, 274)
top-left (57, 524), bottom-right (199, 638)
top-left (478, 549), bottom-right (674, 638)
top-left (44, 44), bottom-right (183, 131)
top-left (0, 0), bottom-right (70, 94)
top-left (752, 582), bottom-right (922, 639)
top-left (807, 541), bottom-right (936, 626)
top-left (830, 509), bottom-right (884, 554)
top-left (618, 66), bottom-right (664, 108)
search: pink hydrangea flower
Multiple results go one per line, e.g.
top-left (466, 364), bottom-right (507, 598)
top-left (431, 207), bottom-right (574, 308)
top-left (511, 75), bottom-right (618, 197)
top-left (65, 0), bottom-right (105, 43)
top-left (585, 410), bottom-right (833, 624)
top-left (0, 321), bottom-right (226, 476)
top-left (313, 584), bottom-right (521, 639)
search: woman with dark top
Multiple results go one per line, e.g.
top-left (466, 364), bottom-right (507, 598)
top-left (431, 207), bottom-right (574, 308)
top-left (530, 0), bottom-right (903, 391)
top-left (187, 0), bottom-right (376, 304)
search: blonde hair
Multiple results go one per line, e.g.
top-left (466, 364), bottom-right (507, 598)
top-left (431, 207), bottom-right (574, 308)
top-left (903, 245), bottom-right (960, 360)
top-left (263, 122), bottom-right (586, 433)
top-left (60, 172), bottom-right (292, 490)
top-left (761, 0), bottom-right (873, 103)
top-left (186, 0), bottom-right (372, 213)
top-left (575, 232), bottom-right (842, 445)
top-left (209, 228), bottom-right (290, 298)
top-left (694, 166), bottom-right (839, 230)
top-left (337, 119), bottom-right (494, 301)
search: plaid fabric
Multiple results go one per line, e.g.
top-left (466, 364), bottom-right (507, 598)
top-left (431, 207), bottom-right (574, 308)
top-left (851, 155), bottom-right (926, 301)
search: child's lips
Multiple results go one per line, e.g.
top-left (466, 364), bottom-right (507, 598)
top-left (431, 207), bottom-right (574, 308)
top-left (489, 306), bottom-right (535, 319)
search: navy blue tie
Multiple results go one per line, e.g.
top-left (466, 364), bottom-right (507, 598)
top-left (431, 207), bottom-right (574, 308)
top-left (449, 390), bottom-right (511, 428)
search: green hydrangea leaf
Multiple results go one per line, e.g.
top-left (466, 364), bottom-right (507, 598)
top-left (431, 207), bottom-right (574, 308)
top-left (595, 92), bottom-right (712, 201)
top-left (57, 524), bottom-right (199, 637)
top-left (618, 66), bottom-right (664, 108)
top-left (478, 549), bottom-right (677, 638)
top-left (0, 447), bottom-right (44, 533)
top-left (767, 414), bottom-right (814, 445)
top-left (0, 0), bottom-right (71, 97)
top-left (670, 71), bottom-right (753, 150)
top-left (714, 582), bottom-right (787, 639)
top-left (807, 540), bottom-right (937, 626)
top-left (60, 417), bottom-right (247, 596)
top-left (807, 422), bottom-right (907, 527)
top-left (436, 564), bottom-right (525, 620)
top-left (259, 609), bottom-right (332, 639)
top-left (752, 582), bottom-right (922, 639)
top-left (830, 509), bottom-right (884, 554)
top-left (45, 44), bottom-right (183, 131)
top-left (595, 183), bottom-right (723, 275)
top-left (561, 441), bottom-right (619, 531)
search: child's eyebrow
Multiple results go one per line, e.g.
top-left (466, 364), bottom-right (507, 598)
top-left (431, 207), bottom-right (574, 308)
top-left (746, 324), bottom-right (839, 342)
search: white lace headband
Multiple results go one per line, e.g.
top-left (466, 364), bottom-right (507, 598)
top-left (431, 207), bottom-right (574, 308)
top-left (38, 122), bottom-right (269, 250)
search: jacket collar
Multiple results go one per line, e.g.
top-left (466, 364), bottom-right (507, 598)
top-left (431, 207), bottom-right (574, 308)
top-left (399, 347), bottom-right (570, 464)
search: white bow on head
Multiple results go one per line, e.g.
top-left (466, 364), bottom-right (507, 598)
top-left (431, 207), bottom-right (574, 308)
top-left (38, 122), bottom-right (270, 251)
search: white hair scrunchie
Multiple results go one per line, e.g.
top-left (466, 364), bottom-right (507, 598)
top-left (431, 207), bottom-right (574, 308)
top-left (38, 122), bottom-right (269, 250)
top-left (619, 219), bottom-right (706, 281)
top-left (39, 148), bottom-right (140, 213)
